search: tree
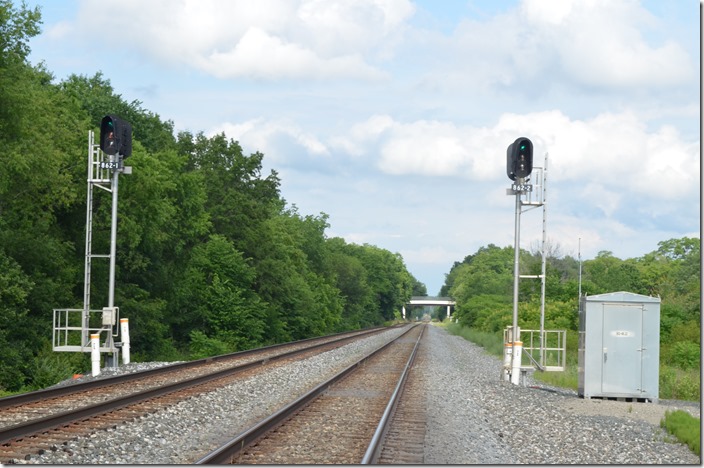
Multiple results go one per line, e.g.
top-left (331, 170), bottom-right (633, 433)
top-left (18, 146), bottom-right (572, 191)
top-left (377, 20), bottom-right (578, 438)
top-left (172, 235), bottom-right (266, 353)
top-left (60, 73), bottom-right (176, 154)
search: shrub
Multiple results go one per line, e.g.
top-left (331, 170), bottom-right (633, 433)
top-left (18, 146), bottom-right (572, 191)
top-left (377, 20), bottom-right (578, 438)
top-left (660, 365), bottom-right (700, 401)
top-left (28, 354), bottom-right (76, 390)
top-left (189, 330), bottom-right (231, 359)
top-left (669, 341), bottom-right (701, 370)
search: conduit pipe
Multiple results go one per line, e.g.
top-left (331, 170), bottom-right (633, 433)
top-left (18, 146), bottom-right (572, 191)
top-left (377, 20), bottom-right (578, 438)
top-left (503, 342), bottom-right (513, 381)
top-left (120, 318), bottom-right (130, 365)
top-left (90, 334), bottom-right (100, 376)
top-left (510, 341), bottom-right (523, 385)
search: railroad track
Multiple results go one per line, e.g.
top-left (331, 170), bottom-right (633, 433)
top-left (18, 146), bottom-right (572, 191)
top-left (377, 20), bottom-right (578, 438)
top-left (0, 325), bottom-right (395, 463)
top-left (197, 323), bottom-right (426, 465)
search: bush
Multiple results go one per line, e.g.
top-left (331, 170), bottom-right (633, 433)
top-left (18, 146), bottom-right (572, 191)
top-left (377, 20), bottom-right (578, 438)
top-left (660, 365), bottom-right (700, 401)
top-left (188, 330), bottom-right (231, 359)
top-left (661, 410), bottom-right (700, 456)
top-left (668, 341), bottom-right (701, 370)
top-left (28, 353), bottom-right (77, 390)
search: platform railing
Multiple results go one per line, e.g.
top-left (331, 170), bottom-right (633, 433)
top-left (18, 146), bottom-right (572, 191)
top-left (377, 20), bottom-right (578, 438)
top-left (523, 328), bottom-right (566, 371)
top-left (53, 308), bottom-right (118, 353)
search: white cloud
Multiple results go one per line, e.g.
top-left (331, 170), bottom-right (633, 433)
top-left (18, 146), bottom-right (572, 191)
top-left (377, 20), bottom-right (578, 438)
top-left (212, 118), bottom-right (329, 163)
top-left (74, 0), bottom-right (413, 80)
top-left (331, 110), bottom-right (699, 201)
top-left (421, 0), bottom-right (695, 93)
top-left (197, 27), bottom-right (387, 80)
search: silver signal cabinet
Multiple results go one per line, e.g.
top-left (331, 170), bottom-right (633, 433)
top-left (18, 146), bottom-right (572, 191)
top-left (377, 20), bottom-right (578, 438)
top-left (578, 292), bottom-right (660, 402)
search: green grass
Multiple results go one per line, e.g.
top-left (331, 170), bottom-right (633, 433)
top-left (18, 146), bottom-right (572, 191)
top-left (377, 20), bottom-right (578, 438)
top-left (444, 322), bottom-right (504, 356)
top-left (532, 365), bottom-right (578, 390)
top-left (660, 410), bottom-right (700, 457)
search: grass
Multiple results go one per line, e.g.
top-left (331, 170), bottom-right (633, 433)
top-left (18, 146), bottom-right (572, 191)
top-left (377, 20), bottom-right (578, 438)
top-left (444, 322), bottom-right (505, 356)
top-left (660, 410), bottom-right (700, 457)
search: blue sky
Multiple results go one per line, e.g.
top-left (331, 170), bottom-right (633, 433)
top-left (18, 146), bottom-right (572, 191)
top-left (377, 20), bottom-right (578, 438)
top-left (24, 0), bottom-right (700, 295)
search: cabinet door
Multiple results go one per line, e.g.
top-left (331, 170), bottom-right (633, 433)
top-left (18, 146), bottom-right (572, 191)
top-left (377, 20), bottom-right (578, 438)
top-left (601, 304), bottom-right (643, 394)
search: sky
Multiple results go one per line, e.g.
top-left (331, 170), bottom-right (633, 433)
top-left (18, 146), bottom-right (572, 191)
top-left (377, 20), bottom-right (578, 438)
top-left (23, 0), bottom-right (701, 295)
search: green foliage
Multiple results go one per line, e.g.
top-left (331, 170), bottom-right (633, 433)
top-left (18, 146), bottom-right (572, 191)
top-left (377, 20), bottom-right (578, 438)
top-left (659, 365), bottom-right (700, 401)
top-left (0, 3), bottom-right (420, 390)
top-left (188, 330), bottom-right (231, 360)
top-left (2, 0), bottom-right (698, 401)
top-left (667, 342), bottom-right (701, 370)
top-left (533, 366), bottom-right (579, 390)
top-left (445, 322), bottom-right (504, 356)
top-left (441, 238), bottom-right (700, 401)
top-left (27, 350), bottom-right (79, 390)
top-left (660, 410), bottom-right (700, 456)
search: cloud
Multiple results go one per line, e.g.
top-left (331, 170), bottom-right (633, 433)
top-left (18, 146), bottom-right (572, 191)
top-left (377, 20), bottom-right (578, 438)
top-left (74, 0), bottom-right (413, 80)
top-left (330, 110), bottom-right (699, 201)
top-left (211, 118), bottom-right (330, 168)
top-left (415, 0), bottom-right (695, 94)
top-left (198, 27), bottom-right (386, 80)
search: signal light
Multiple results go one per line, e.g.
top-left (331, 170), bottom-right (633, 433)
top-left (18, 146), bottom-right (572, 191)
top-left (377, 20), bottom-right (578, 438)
top-left (100, 115), bottom-right (132, 158)
top-left (506, 137), bottom-right (533, 181)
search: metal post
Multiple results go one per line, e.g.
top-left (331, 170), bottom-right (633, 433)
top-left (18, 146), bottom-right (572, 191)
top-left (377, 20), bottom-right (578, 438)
top-left (106, 158), bottom-right (119, 366)
top-left (108, 161), bottom-right (118, 309)
top-left (510, 185), bottom-right (522, 383)
top-left (511, 185), bottom-right (521, 344)
top-left (82, 132), bottom-right (95, 350)
top-left (578, 237), bottom-right (582, 298)
top-left (539, 153), bottom-right (548, 367)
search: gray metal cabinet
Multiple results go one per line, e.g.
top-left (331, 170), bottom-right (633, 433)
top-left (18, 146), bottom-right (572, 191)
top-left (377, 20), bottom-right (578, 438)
top-left (578, 292), bottom-right (660, 402)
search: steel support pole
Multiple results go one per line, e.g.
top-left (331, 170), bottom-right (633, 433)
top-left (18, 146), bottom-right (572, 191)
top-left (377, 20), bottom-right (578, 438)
top-left (106, 162), bottom-right (119, 367)
top-left (539, 154), bottom-right (548, 367)
top-left (108, 166), bottom-right (118, 309)
top-left (82, 133), bottom-right (94, 350)
top-left (510, 188), bottom-right (522, 383)
top-left (511, 188), bottom-right (521, 342)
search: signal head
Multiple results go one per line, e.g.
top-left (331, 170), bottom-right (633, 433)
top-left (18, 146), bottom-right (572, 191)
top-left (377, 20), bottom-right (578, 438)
top-left (100, 115), bottom-right (132, 158)
top-left (506, 137), bottom-right (533, 181)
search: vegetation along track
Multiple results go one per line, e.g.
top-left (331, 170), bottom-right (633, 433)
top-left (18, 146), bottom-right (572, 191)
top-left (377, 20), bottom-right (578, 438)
top-left (0, 326), bottom-right (392, 463)
top-left (197, 323), bottom-right (425, 465)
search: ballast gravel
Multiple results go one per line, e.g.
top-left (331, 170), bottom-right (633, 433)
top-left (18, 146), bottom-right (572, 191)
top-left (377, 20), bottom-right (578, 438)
top-left (420, 324), bottom-right (699, 464)
top-left (24, 324), bottom-right (700, 464)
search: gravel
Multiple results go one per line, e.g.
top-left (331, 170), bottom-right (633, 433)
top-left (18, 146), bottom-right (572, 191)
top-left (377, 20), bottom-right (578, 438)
top-left (24, 327), bottom-right (408, 464)
top-left (23, 324), bottom-right (700, 464)
top-left (421, 324), bottom-right (700, 464)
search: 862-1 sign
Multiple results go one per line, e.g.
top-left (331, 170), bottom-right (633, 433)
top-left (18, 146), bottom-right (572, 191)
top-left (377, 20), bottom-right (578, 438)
top-left (99, 161), bottom-right (120, 170)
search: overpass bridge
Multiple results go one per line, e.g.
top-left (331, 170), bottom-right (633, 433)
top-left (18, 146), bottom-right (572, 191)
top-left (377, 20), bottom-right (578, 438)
top-left (402, 296), bottom-right (456, 320)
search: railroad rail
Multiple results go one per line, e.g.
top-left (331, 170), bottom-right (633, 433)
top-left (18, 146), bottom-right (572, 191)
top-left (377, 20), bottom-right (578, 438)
top-left (196, 323), bottom-right (425, 464)
top-left (0, 325), bottom-right (396, 463)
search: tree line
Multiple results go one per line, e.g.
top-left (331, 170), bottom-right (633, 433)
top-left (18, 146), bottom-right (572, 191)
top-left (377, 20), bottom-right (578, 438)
top-left (0, 2), bottom-right (424, 393)
top-left (439, 237), bottom-right (701, 375)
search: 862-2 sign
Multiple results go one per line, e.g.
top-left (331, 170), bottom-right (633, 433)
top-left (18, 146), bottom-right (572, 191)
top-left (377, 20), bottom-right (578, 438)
top-left (511, 183), bottom-right (532, 192)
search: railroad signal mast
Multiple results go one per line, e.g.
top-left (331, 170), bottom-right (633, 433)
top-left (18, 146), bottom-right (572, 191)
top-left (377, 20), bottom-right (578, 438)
top-left (503, 137), bottom-right (553, 385)
top-left (52, 116), bottom-right (133, 376)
